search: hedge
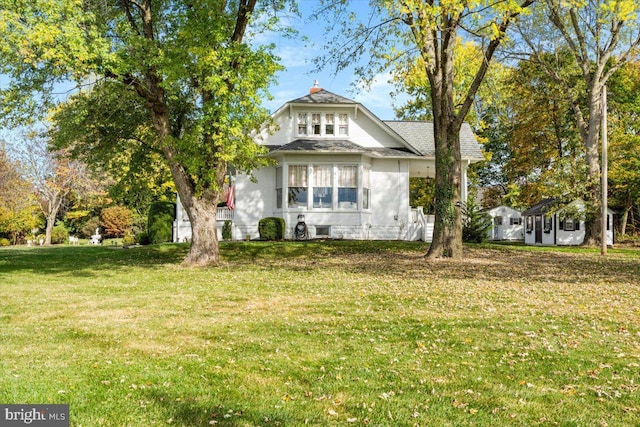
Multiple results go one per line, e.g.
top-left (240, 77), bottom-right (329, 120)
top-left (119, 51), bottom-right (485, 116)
top-left (258, 217), bottom-right (285, 240)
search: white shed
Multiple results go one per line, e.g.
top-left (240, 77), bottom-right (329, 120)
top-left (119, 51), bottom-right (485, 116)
top-left (522, 199), bottom-right (614, 246)
top-left (483, 205), bottom-right (524, 241)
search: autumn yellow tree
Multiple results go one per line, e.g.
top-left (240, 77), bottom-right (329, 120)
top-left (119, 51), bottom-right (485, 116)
top-left (0, 143), bottom-right (41, 244)
top-left (14, 130), bottom-right (91, 245)
top-left (320, 0), bottom-right (533, 259)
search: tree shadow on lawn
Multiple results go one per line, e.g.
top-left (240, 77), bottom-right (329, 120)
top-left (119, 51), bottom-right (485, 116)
top-left (0, 244), bottom-right (190, 277)
top-left (328, 246), bottom-right (640, 286)
top-left (141, 387), bottom-right (295, 427)
top-left (2, 242), bottom-right (638, 286)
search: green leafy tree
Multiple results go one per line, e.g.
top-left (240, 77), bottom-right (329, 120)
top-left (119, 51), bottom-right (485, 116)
top-left (501, 54), bottom-right (585, 208)
top-left (409, 177), bottom-right (436, 214)
top-left (515, 0), bottom-right (640, 244)
top-left (0, 0), bottom-right (293, 266)
top-left (607, 61), bottom-right (640, 235)
top-left (318, 0), bottom-right (533, 259)
top-left (51, 81), bottom-right (174, 219)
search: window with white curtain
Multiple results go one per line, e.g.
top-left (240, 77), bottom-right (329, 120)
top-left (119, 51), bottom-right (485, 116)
top-left (325, 114), bottom-right (335, 135)
top-left (338, 165), bottom-right (357, 209)
top-left (288, 165), bottom-right (308, 208)
top-left (297, 113), bottom-right (308, 136)
top-left (338, 113), bottom-right (349, 135)
top-left (313, 165), bottom-right (333, 208)
top-left (294, 112), bottom-right (346, 136)
top-left (312, 113), bottom-right (322, 135)
top-left (363, 167), bottom-right (370, 210)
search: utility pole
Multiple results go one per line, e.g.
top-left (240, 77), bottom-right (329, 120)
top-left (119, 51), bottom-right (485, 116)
top-left (601, 85), bottom-right (608, 256)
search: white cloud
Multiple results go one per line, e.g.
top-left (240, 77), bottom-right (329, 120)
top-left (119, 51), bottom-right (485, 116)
top-left (353, 72), bottom-right (409, 119)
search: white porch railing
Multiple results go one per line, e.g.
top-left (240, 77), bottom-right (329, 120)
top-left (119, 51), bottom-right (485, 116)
top-left (217, 207), bottom-right (234, 221)
top-left (410, 207), bottom-right (435, 242)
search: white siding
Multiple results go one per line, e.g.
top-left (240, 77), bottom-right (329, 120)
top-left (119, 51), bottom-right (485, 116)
top-left (485, 206), bottom-right (524, 241)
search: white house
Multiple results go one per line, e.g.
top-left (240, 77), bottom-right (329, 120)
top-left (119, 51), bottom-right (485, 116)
top-left (173, 84), bottom-right (484, 242)
top-left (522, 199), bottom-right (614, 246)
top-left (483, 205), bottom-right (524, 241)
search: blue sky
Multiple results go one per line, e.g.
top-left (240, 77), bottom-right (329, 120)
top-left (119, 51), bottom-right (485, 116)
top-left (262, 1), bottom-right (404, 120)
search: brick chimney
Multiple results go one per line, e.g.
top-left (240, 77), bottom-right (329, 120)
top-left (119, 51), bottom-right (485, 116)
top-left (310, 80), bottom-right (322, 94)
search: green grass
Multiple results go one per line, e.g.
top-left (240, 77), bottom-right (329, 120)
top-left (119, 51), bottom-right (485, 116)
top-left (1, 241), bottom-right (639, 426)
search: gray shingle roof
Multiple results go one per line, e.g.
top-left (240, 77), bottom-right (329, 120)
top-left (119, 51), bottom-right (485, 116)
top-left (266, 139), bottom-right (416, 158)
top-left (384, 121), bottom-right (484, 160)
top-left (521, 198), bottom-right (556, 216)
top-left (288, 89), bottom-right (357, 105)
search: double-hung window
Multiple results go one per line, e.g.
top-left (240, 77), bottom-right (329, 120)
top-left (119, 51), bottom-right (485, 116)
top-left (313, 165), bottom-right (333, 208)
top-left (296, 112), bottom-right (347, 136)
top-left (288, 165), bottom-right (308, 208)
top-left (325, 114), bottom-right (335, 135)
top-left (297, 113), bottom-right (308, 136)
top-left (363, 167), bottom-right (371, 210)
top-left (525, 216), bottom-right (533, 233)
top-left (276, 167), bottom-right (283, 209)
top-left (338, 165), bottom-right (358, 209)
top-left (338, 114), bottom-right (349, 135)
top-left (312, 114), bottom-right (322, 135)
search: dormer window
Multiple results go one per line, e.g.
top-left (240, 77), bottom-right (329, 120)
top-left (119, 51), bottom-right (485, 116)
top-left (312, 113), bottom-right (321, 135)
top-left (338, 114), bottom-right (349, 135)
top-left (325, 114), bottom-right (335, 135)
top-left (296, 112), bottom-right (348, 136)
top-left (297, 113), bottom-right (308, 136)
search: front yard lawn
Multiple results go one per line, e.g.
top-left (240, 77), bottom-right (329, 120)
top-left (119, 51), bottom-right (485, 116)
top-left (1, 241), bottom-right (639, 426)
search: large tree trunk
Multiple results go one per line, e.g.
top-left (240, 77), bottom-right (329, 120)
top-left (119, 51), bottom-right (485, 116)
top-left (426, 119), bottom-right (463, 259)
top-left (425, 28), bottom-right (464, 260)
top-left (620, 201), bottom-right (632, 235)
top-left (147, 87), bottom-right (225, 266)
top-left (581, 85), bottom-right (604, 246)
top-left (182, 192), bottom-right (222, 266)
top-left (44, 212), bottom-right (56, 245)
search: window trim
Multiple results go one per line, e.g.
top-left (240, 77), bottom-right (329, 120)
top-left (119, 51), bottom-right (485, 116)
top-left (279, 163), bottom-right (365, 211)
top-left (295, 111), bottom-right (349, 137)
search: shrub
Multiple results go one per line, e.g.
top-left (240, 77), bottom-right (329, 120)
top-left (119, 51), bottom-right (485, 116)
top-left (258, 217), bottom-right (285, 240)
top-left (51, 222), bottom-right (70, 245)
top-left (462, 198), bottom-right (491, 243)
top-left (63, 210), bottom-right (91, 236)
top-left (122, 233), bottom-right (136, 247)
top-left (82, 217), bottom-right (101, 238)
top-left (0, 238), bottom-right (10, 246)
top-left (101, 206), bottom-right (134, 238)
top-left (136, 231), bottom-right (151, 245)
top-left (147, 201), bottom-right (175, 244)
top-left (222, 220), bottom-right (232, 241)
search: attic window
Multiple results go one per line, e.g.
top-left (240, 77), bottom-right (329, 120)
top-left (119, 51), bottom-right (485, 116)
top-left (325, 114), bottom-right (335, 135)
top-left (338, 113), bottom-right (349, 135)
top-left (510, 218), bottom-right (522, 225)
top-left (297, 112), bottom-right (347, 136)
top-left (312, 113), bottom-right (321, 135)
top-left (297, 113), bottom-right (308, 135)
